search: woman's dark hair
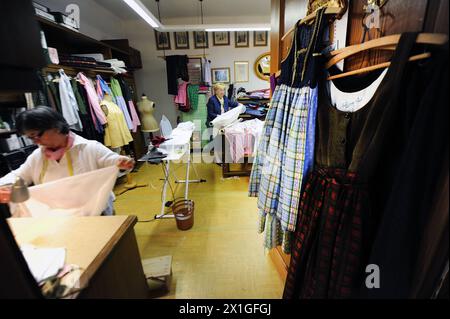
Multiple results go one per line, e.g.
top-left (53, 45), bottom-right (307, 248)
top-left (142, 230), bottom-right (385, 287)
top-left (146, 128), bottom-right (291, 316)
top-left (15, 106), bottom-right (70, 135)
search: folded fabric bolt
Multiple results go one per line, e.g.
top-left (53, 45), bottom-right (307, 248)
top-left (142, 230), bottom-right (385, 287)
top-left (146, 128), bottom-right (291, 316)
top-left (18, 166), bottom-right (119, 217)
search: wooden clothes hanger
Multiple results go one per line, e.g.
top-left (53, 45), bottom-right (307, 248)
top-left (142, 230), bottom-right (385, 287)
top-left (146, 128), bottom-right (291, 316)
top-left (281, 6), bottom-right (346, 42)
top-left (326, 33), bottom-right (448, 80)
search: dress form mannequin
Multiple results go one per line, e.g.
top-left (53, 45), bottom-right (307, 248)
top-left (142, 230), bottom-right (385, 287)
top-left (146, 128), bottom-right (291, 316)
top-left (137, 95), bottom-right (159, 133)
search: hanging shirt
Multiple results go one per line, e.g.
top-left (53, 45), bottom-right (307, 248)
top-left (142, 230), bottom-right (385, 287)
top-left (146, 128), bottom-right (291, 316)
top-left (110, 78), bottom-right (134, 131)
top-left (202, 58), bottom-right (212, 86)
top-left (77, 72), bottom-right (107, 132)
top-left (58, 69), bottom-right (83, 132)
top-left (115, 77), bottom-right (141, 132)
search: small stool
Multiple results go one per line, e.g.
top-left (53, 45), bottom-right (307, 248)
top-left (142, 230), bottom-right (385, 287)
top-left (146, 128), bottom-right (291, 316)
top-left (142, 256), bottom-right (172, 294)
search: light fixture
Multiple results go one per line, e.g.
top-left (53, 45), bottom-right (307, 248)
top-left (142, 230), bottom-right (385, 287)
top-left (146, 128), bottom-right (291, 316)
top-left (122, 0), bottom-right (160, 28)
top-left (205, 27), bottom-right (271, 32)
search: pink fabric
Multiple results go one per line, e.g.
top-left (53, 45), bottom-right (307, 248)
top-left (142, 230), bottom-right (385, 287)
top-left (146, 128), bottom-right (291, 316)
top-left (43, 132), bottom-right (75, 161)
top-left (174, 81), bottom-right (188, 105)
top-left (128, 100), bottom-right (141, 133)
top-left (77, 73), bottom-right (107, 127)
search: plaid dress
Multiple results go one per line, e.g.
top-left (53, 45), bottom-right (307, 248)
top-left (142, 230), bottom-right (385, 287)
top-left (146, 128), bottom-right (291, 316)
top-left (283, 168), bottom-right (369, 298)
top-left (249, 8), bottom-right (328, 253)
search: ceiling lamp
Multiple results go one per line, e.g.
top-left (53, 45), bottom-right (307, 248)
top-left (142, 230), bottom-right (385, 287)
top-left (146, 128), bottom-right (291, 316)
top-left (122, 0), bottom-right (160, 28)
top-left (205, 27), bottom-right (271, 32)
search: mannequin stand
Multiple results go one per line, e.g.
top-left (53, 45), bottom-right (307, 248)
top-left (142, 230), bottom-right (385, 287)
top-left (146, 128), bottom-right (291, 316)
top-left (115, 173), bottom-right (148, 196)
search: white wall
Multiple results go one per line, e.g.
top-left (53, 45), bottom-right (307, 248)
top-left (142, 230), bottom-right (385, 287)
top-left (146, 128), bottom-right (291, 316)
top-left (37, 0), bottom-right (126, 39)
top-left (124, 19), bottom-right (270, 126)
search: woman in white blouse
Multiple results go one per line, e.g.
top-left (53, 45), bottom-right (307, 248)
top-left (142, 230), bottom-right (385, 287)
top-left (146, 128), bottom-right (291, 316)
top-left (0, 107), bottom-right (134, 214)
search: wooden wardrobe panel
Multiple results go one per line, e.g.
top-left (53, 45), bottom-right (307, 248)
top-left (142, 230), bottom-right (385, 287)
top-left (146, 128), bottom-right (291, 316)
top-left (284, 0), bottom-right (308, 33)
top-left (424, 0), bottom-right (449, 34)
top-left (345, 0), bottom-right (429, 71)
top-left (271, 0), bottom-right (285, 74)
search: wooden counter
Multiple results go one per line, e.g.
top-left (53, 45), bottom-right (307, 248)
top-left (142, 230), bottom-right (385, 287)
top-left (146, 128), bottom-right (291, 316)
top-left (8, 215), bottom-right (149, 299)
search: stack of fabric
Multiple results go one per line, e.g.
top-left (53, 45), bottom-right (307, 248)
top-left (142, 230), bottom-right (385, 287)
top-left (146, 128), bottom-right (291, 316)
top-left (104, 59), bottom-right (127, 74)
top-left (224, 119), bottom-right (264, 163)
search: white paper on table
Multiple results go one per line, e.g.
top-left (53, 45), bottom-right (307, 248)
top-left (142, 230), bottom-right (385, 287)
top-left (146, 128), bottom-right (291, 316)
top-left (19, 166), bottom-right (119, 217)
top-left (20, 245), bottom-right (66, 283)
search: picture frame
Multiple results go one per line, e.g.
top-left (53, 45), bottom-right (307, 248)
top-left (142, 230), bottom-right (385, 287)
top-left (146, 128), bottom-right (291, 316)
top-left (234, 61), bottom-right (249, 83)
top-left (193, 31), bottom-right (209, 49)
top-left (212, 31), bottom-right (230, 46)
top-left (174, 31), bottom-right (190, 49)
top-left (154, 30), bottom-right (171, 50)
top-left (234, 31), bottom-right (249, 48)
top-left (253, 31), bottom-right (268, 46)
top-left (211, 67), bottom-right (230, 84)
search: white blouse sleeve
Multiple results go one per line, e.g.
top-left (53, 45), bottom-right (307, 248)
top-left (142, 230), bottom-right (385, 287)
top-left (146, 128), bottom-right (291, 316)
top-left (92, 141), bottom-right (123, 168)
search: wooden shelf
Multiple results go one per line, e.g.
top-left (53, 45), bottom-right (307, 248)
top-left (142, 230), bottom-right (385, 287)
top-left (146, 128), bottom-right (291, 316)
top-left (36, 16), bottom-right (129, 57)
top-left (43, 63), bottom-right (116, 77)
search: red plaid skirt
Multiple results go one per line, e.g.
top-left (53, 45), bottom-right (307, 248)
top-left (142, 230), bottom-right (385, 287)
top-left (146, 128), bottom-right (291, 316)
top-left (283, 167), bottom-right (370, 299)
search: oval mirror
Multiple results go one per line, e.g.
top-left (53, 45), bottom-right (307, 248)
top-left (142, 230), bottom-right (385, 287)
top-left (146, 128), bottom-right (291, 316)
top-left (254, 53), bottom-right (270, 81)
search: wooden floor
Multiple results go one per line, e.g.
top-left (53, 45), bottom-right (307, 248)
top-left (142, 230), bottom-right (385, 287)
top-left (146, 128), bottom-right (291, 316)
top-left (113, 161), bottom-right (284, 299)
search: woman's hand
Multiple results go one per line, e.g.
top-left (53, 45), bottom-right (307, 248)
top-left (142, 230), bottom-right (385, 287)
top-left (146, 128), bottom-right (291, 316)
top-left (0, 185), bottom-right (12, 203)
top-left (117, 156), bottom-right (135, 170)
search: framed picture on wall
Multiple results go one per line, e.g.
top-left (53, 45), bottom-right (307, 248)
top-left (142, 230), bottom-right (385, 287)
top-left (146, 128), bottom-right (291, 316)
top-left (154, 31), bottom-right (171, 50)
top-left (234, 61), bottom-right (249, 83)
top-left (254, 31), bottom-right (268, 46)
top-left (234, 31), bottom-right (249, 48)
top-left (193, 31), bottom-right (209, 49)
top-left (212, 31), bottom-right (230, 46)
top-left (174, 32), bottom-right (190, 49)
top-left (211, 67), bottom-right (230, 84)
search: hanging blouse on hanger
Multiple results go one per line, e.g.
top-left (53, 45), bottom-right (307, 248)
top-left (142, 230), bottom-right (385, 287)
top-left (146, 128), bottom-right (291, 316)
top-left (110, 78), bottom-right (136, 132)
top-left (58, 69), bottom-right (83, 132)
top-left (77, 72), bottom-right (107, 133)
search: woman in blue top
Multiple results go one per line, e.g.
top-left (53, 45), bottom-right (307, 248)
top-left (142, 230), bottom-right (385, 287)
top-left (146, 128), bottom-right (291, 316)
top-left (206, 83), bottom-right (239, 126)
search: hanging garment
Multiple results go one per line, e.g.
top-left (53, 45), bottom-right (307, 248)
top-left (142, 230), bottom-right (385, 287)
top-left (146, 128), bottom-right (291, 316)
top-left (166, 55), bottom-right (189, 95)
top-left (363, 45), bottom-right (449, 299)
top-left (110, 77), bottom-right (133, 130)
top-left (116, 76), bottom-right (141, 132)
top-left (58, 69), bottom-right (83, 132)
top-left (96, 75), bottom-right (115, 102)
top-left (187, 84), bottom-right (199, 111)
top-left (202, 58), bottom-right (212, 86)
top-left (101, 99), bottom-right (133, 148)
top-left (248, 8), bottom-right (328, 253)
top-left (46, 74), bottom-right (62, 112)
top-left (174, 80), bottom-right (189, 111)
top-left (283, 33), bottom-right (427, 299)
top-left (71, 79), bottom-right (102, 141)
top-left (77, 72), bottom-right (107, 133)
top-left (20, 166), bottom-right (119, 217)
